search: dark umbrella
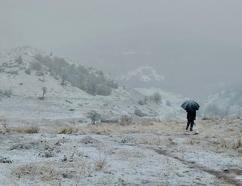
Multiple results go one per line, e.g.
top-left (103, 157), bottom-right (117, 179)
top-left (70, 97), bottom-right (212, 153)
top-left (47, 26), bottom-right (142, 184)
top-left (181, 100), bottom-right (200, 111)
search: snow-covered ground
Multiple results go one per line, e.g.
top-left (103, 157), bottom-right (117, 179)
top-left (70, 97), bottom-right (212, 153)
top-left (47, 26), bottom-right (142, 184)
top-left (0, 47), bottom-right (242, 185)
top-left (0, 118), bottom-right (241, 185)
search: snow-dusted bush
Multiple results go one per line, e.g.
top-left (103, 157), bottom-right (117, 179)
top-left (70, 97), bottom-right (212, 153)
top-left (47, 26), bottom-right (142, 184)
top-left (134, 109), bottom-right (146, 117)
top-left (151, 92), bottom-right (162, 104)
top-left (15, 56), bottom-right (23, 64)
top-left (87, 111), bottom-right (101, 124)
top-left (138, 93), bottom-right (162, 105)
top-left (166, 100), bottom-right (171, 106)
top-left (138, 99), bottom-right (146, 105)
top-left (0, 117), bottom-right (8, 133)
top-left (30, 62), bottom-right (42, 71)
top-left (24, 68), bottom-right (31, 75)
top-left (0, 89), bottom-right (12, 98)
top-left (120, 115), bottom-right (133, 126)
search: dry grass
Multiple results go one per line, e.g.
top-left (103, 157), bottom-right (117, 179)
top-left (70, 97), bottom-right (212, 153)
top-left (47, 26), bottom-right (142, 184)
top-left (95, 154), bottom-right (107, 171)
top-left (58, 127), bottom-right (78, 134)
top-left (217, 137), bottom-right (242, 152)
top-left (13, 159), bottom-right (93, 184)
top-left (11, 127), bottom-right (39, 134)
top-left (76, 121), bottom-right (183, 136)
top-left (188, 139), bottom-right (198, 145)
top-left (233, 138), bottom-right (242, 149)
top-left (0, 117), bottom-right (9, 133)
top-left (95, 158), bottom-right (106, 171)
top-left (14, 163), bottom-right (57, 181)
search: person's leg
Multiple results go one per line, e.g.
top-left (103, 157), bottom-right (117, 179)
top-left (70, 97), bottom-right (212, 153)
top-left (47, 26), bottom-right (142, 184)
top-left (186, 120), bottom-right (190, 130)
top-left (190, 120), bottom-right (194, 131)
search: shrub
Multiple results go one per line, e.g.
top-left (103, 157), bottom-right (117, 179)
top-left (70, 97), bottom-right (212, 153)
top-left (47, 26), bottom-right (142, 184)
top-left (151, 92), bottom-right (162, 104)
top-left (8, 70), bottom-right (19, 75)
top-left (233, 138), bottom-right (242, 149)
top-left (95, 84), bottom-right (112, 96)
top-left (25, 68), bottom-right (31, 75)
top-left (15, 56), bottom-right (23, 64)
top-left (95, 156), bottom-right (106, 171)
top-left (30, 62), bottom-right (42, 71)
top-left (0, 118), bottom-right (9, 133)
top-left (0, 89), bottom-right (13, 98)
top-left (58, 127), bottom-right (77, 134)
top-left (120, 115), bottom-right (133, 126)
top-left (87, 111), bottom-right (101, 124)
top-left (134, 109), bottom-right (146, 117)
top-left (166, 100), bottom-right (171, 106)
top-left (138, 99), bottom-right (146, 105)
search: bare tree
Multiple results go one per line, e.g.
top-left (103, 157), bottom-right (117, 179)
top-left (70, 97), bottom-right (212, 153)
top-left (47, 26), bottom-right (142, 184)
top-left (40, 87), bottom-right (47, 100)
top-left (152, 92), bottom-right (162, 104)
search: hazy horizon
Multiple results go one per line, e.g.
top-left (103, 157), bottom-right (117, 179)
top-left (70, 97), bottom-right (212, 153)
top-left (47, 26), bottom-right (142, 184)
top-left (1, 0), bottom-right (242, 98)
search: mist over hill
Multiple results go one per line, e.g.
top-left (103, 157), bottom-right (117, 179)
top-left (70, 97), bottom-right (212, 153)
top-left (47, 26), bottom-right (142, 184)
top-left (203, 84), bottom-right (242, 118)
top-left (118, 66), bottom-right (165, 88)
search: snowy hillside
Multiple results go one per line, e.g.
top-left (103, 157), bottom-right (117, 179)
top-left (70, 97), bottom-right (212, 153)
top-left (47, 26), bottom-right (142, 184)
top-left (0, 46), bottom-right (118, 97)
top-left (135, 88), bottom-right (185, 120)
top-left (0, 47), bottom-right (184, 121)
top-left (203, 85), bottom-right (242, 118)
top-left (119, 66), bottom-right (165, 88)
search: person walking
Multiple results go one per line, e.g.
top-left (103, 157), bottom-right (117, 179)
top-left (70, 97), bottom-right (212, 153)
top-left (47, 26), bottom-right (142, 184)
top-left (186, 109), bottom-right (196, 131)
top-left (181, 100), bottom-right (200, 133)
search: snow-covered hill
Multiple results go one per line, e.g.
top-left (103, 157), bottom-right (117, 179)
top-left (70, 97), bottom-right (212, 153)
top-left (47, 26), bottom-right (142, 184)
top-left (0, 47), bottom-right (185, 121)
top-left (135, 88), bottom-right (185, 120)
top-left (119, 66), bottom-right (165, 88)
top-left (203, 85), bottom-right (242, 118)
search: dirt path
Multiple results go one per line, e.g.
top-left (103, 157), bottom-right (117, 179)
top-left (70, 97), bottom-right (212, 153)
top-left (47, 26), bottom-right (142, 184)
top-left (148, 146), bottom-right (242, 186)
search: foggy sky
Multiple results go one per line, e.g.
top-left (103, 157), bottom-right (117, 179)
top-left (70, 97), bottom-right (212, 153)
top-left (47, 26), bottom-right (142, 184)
top-left (1, 0), bottom-right (242, 99)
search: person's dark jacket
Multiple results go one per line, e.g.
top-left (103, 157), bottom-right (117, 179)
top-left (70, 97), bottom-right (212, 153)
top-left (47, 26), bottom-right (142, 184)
top-left (187, 110), bottom-right (196, 121)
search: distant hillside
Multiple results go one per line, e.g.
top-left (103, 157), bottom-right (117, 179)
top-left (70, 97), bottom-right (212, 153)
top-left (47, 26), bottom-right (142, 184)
top-left (203, 85), bottom-right (242, 118)
top-left (119, 66), bottom-right (165, 88)
top-left (0, 46), bottom-right (118, 97)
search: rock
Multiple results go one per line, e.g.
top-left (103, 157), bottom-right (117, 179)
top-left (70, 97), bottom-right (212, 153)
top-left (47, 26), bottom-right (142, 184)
top-left (176, 173), bottom-right (185, 177)
top-left (80, 136), bottom-right (99, 144)
top-left (223, 169), bottom-right (230, 173)
top-left (62, 173), bottom-right (73, 179)
top-left (43, 151), bottom-right (54, 158)
top-left (62, 155), bottom-right (67, 162)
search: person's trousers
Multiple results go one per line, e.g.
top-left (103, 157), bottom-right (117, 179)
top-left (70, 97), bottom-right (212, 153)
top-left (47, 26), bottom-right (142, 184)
top-left (186, 120), bottom-right (195, 131)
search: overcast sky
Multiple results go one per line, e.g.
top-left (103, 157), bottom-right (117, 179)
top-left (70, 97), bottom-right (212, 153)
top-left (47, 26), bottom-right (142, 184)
top-left (1, 0), bottom-right (242, 99)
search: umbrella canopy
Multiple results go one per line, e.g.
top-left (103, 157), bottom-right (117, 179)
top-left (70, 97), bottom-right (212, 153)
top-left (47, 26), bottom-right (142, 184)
top-left (181, 100), bottom-right (200, 111)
